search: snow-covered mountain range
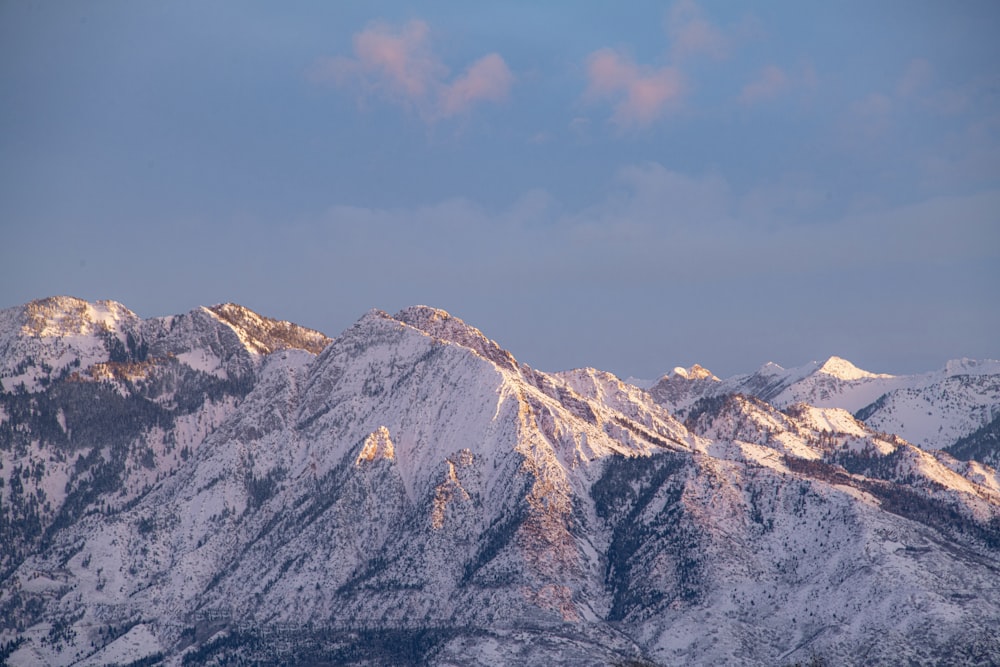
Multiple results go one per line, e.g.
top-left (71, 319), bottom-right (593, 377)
top-left (650, 356), bottom-right (1000, 456)
top-left (1, 297), bottom-right (998, 666)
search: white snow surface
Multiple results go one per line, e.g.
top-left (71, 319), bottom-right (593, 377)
top-left (77, 624), bottom-right (163, 667)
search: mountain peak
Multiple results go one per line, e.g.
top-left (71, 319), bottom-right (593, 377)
top-left (756, 361), bottom-right (786, 374)
top-left (393, 305), bottom-right (519, 372)
top-left (943, 357), bottom-right (1000, 377)
top-left (816, 355), bottom-right (890, 380)
top-left (671, 364), bottom-right (719, 381)
top-left (205, 303), bottom-right (331, 355)
top-left (20, 296), bottom-right (136, 338)
top-left (395, 304), bottom-right (452, 321)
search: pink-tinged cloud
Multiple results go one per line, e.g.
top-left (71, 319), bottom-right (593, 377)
top-left (585, 49), bottom-right (683, 127)
top-left (313, 20), bottom-right (513, 121)
top-left (440, 53), bottom-right (513, 117)
top-left (740, 65), bottom-right (789, 104)
top-left (667, 0), bottom-right (728, 61)
top-left (350, 20), bottom-right (441, 99)
top-left (312, 20), bottom-right (442, 104)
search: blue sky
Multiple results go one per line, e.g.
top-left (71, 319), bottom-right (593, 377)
top-left (2, 1), bottom-right (998, 378)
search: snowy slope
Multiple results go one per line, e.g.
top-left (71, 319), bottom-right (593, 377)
top-left (855, 369), bottom-right (1000, 450)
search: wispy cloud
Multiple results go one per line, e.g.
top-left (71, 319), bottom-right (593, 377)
top-left (311, 20), bottom-right (513, 121)
top-left (667, 0), bottom-right (729, 61)
top-left (440, 53), bottom-right (515, 117)
top-left (739, 65), bottom-right (789, 104)
top-left (584, 49), bottom-right (683, 127)
top-left (739, 63), bottom-right (817, 105)
top-left (560, 162), bottom-right (999, 276)
top-left (315, 20), bottom-right (441, 101)
top-left (583, 1), bottom-right (743, 128)
top-left (316, 160), bottom-right (998, 285)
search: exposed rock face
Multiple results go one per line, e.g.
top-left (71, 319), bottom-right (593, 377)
top-left (1, 298), bottom-right (998, 666)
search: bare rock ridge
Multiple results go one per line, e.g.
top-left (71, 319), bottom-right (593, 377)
top-left (0, 297), bottom-right (998, 666)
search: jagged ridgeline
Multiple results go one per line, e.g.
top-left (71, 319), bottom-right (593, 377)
top-left (1, 297), bottom-right (998, 666)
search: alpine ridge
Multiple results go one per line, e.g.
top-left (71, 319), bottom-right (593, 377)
top-left (650, 355), bottom-right (1000, 452)
top-left (1, 297), bottom-right (998, 666)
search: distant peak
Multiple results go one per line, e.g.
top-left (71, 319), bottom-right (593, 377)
top-left (393, 305), bottom-right (518, 372)
top-left (396, 305), bottom-right (452, 321)
top-left (206, 303), bottom-right (331, 355)
top-left (671, 364), bottom-right (719, 381)
top-left (209, 302), bottom-right (256, 319)
top-left (29, 295), bottom-right (90, 310)
top-left (756, 361), bottom-right (786, 374)
top-left (27, 295), bottom-right (132, 317)
top-left (942, 358), bottom-right (1000, 377)
top-left (392, 306), bottom-right (456, 333)
top-left (21, 296), bottom-right (136, 337)
top-left (816, 356), bottom-right (890, 380)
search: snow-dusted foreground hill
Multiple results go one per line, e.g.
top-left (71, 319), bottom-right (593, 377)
top-left (1, 297), bottom-right (998, 666)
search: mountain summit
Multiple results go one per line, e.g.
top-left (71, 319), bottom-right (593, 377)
top-left (815, 355), bottom-right (892, 381)
top-left (1, 298), bottom-right (998, 666)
